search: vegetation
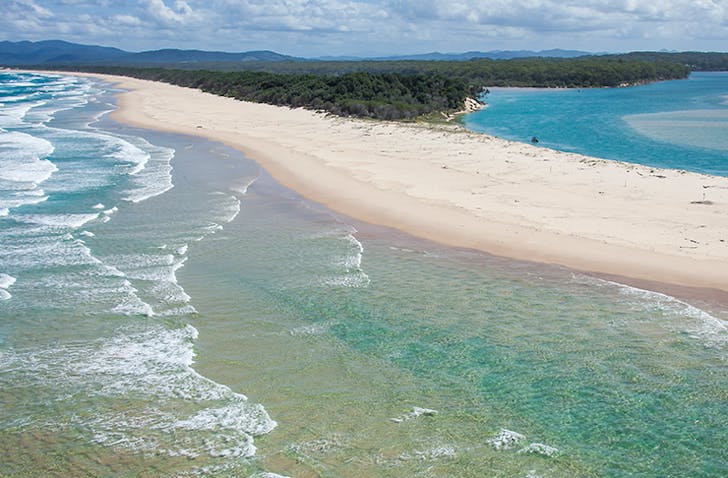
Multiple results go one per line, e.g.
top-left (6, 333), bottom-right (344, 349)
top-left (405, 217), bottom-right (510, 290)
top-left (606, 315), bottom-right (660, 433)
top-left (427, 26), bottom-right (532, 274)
top-left (601, 51), bottom-right (728, 72)
top-left (44, 56), bottom-right (691, 120)
top-left (71, 57), bottom-right (691, 87)
top-left (63, 67), bottom-right (470, 120)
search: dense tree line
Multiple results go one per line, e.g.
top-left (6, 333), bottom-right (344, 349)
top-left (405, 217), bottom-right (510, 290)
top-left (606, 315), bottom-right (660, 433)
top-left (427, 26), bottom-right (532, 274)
top-left (65, 67), bottom-right (471, 120)
top-left (601, 52), bottom-right (728, 72)
top-left (44, 56), bottom-right (691, 120)
top-left (76, 57), bottom-right (690, 88)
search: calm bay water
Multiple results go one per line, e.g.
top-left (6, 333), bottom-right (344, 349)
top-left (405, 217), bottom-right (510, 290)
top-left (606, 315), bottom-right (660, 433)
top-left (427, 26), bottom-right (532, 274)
top-left (464, 72), bottom-right (728, 176)
top-left (1, 73), bottom-right (727, 477)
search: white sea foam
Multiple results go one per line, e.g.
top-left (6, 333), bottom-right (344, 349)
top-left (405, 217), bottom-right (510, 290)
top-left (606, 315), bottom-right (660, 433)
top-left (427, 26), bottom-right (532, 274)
top-left (0, 101), bottom-right (45, 128)
top-left (86, 107), bottom-right (115, 128)
top-left (14, 213), bottom-right (100, 229)
top-left (398, 444), bottom-right (457, 461)
top-left (342, 233), bottom-right (370, 284)
top-left (0, 129), bottom-right (57, 218)
top-left (157, 304), bottom-right (198, 316)
top-left (101, 253), bottom-right (193, 315)
top-left (209, 192), bottom-right (242, 224)
top-left (0, 72), bottom-right (274, 463)
top-left (0, 271), bottom-right (15, 301)
top-left (289, 435), bottom-right (343, 457)
top-left (2, 80), bottom-right (38, 87)
top-left (518, 443), bottom-right (560, 457)
top-left (91, 325), bottom-right (275, 455)
top-left (0, 273), bottom-right (17, 290)
top-left (151, 278), bottom-right (192, 303)
top-left (0, 234), bottom-right (103, 269)
top-left (231, 176), bottom-right (259, 196)
top-left (111, 253), bottom-right (179, 282)
top-left (0, 94), bottom-right (31, 103)
top-left (123, 143), bottom-right (174, 203)
top-left (92, 203), bottom-right (105, 209)
top-left (36, 124), bottom-right (171, 204)
top-left (573, 274), bottom-right (728, 348)
top-left (205, 223), bottom-right (224, 233)
top-left (53, 127), bottom-right (148, 175)
top-left (0, 130), bottom-right (56, 184)
top-left (0, 324), bottom-right (276, 459)
top-left (176, 400), bottom-right (274, 457)
top-left (324, 232), bottom-right (370, 288)
top-left (19, 77), bottom-right (96, 124)
top-left (487, 429), bottom-right (526, 451)
top-left (1, 245), bottom-right (127, 312)
top-left (111, 136), bottom-right (150, 175)
top-left (390, 406), bottom-right (438, 423)
top-left (0, 191), bottom-right (48, 214)
top-left (23, 188), bottom-right (45, 197)
top-left (288, 323), bottom-right (329, 336)
top-left (111, 284), bottom-right (156, 317)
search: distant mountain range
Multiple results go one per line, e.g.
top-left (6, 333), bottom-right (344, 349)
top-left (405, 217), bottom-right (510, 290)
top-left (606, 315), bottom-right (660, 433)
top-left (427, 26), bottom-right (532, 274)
top-left (0, 40), bottom-right (298, 65)
top-left (317, 49), bottom-right (594, 61)
top-left (0, 40), bottom-right (594, 66)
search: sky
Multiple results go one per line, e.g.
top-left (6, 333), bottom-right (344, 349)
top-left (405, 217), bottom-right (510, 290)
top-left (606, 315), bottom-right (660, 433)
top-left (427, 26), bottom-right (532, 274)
top-left (2, 0), bottom-right (727, 57)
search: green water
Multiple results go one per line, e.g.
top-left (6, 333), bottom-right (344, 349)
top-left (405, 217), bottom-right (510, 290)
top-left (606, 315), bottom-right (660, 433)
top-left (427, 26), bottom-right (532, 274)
top-left (187, 171), bottom-right (728, 477)
top-left (173, 139), bottom-right (727, 477)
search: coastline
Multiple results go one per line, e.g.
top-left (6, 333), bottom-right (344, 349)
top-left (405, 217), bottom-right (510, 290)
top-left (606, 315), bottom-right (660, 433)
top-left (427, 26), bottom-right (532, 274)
top-left (43, 71), bottom-right (728, 295)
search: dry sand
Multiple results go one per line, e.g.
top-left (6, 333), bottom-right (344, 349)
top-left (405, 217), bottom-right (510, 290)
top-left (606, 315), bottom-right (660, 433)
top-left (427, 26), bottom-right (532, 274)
top-left (64, 73), bottom-right (728, 292)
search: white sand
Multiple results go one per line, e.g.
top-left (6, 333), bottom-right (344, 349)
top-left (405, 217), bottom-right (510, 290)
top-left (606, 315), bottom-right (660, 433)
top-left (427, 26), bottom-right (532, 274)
top-left (61, 73), bottom-right (728, 292)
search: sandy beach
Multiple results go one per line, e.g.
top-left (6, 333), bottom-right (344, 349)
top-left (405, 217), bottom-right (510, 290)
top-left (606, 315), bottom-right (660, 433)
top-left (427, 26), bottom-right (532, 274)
top-left (66, 73), bottom-right (728, 293)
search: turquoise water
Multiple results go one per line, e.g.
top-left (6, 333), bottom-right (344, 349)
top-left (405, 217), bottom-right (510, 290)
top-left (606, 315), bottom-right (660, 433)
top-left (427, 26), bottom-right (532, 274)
top-left (1, 73), bottom-right (727, 477)
top-left (464, 72), bottom-right (728, 176)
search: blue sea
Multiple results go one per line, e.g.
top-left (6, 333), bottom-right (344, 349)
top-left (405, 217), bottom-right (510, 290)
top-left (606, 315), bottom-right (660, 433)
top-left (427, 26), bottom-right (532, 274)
top-left (1, 71), bottom-right (727, 477)
top-left (464, 72), bottom-right (728, 176)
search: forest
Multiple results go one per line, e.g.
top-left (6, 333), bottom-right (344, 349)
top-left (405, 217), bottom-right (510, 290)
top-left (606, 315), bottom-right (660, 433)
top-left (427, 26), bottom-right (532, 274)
top-left (73, 67), bottom-right (471, 120)
top-left (49, 56), bottom-right (690, 120)
top-left (145, 57), bottom-right (690, 88)
top-left (601, 52), bottom-right (728, 71)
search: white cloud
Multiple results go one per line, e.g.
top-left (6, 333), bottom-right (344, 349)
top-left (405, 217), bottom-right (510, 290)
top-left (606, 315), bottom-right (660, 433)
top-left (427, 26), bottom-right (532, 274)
top-left (10, 0), bottom-right (54, 18)
top-left (381, 0), bottom-right (728, 52)
top-left (0, 0), bottom-right (726, 56)
top-left (145, 0), bottom-right (195, 24)
top-left (112, 14), bottom-right (143, 27)
top-left (210, 0), bottom-right (387, 33)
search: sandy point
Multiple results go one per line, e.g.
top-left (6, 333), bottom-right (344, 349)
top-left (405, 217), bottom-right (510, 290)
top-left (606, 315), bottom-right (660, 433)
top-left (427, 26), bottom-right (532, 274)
top-left (45, 71), bottom-right (728, 297)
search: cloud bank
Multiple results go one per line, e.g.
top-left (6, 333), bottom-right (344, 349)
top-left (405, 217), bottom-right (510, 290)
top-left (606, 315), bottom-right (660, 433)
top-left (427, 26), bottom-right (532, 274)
top-left (2, 0), bottom-right (726, 56)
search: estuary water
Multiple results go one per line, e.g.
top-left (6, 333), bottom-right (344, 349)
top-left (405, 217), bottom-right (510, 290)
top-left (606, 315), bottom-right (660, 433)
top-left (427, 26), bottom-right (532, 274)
top-left (464, 72), bottom-right (728, 176)
top-left (1, 72), bottom-right (727, 477)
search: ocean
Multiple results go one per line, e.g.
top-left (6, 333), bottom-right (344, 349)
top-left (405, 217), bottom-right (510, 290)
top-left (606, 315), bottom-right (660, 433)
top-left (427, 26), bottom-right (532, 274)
top-left (464, 72), bottom-right (728, 177)
top-left (1, 71), bottom-right (726, 478)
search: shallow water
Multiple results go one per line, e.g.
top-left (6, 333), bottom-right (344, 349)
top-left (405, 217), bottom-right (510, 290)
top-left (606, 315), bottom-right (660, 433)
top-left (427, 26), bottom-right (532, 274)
top-left (1, 73), bottom-right (727, 477)
top-left (464, 72), bottom-right (728, 176)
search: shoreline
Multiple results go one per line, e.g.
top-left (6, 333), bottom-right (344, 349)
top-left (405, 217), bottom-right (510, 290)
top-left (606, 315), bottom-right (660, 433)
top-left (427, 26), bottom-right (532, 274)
top-left (31, 71), bottom-right (728, 297)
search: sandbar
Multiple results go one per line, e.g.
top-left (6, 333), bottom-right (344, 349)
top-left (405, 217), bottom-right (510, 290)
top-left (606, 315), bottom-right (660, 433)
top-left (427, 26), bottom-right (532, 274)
top-left (50, 72), bottom-right (728, 293)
